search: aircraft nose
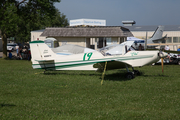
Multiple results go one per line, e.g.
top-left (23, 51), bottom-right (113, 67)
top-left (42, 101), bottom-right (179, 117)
top-left (159, 51), bottom-right (168, 58)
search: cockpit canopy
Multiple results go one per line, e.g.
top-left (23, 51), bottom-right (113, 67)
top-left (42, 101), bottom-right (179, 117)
top-left (99, 41), bottom-right (135, 56)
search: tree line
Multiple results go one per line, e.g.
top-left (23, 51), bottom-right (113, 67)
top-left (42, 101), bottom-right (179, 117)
top-left (0, 0), bottom-right (69, 58)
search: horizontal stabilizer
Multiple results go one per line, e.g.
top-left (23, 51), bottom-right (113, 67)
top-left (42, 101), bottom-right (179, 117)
top-left (35, 59), bottom-right (54, 62)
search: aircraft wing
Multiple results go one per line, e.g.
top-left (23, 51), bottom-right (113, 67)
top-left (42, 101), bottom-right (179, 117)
top-left (93, 60), bottom-right (131, 72)
top-left (152, 39), bottom-right (163, 43)
top-left (35, 59), bottom-right (54, 62)
top-left (152, 34), bottom-right (167, 43)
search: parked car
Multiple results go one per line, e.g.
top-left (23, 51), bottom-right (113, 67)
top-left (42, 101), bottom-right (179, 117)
top-left (7, 43), bottom-right (17, 51)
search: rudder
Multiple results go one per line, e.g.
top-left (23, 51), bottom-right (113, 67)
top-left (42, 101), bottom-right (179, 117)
top-left (151, 26), bottom-right (164, 40)
top-left (29, 41), bottom-right (56, 63)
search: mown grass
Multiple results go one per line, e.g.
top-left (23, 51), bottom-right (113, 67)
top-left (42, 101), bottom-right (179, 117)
top-left (0, 58), bottom-right (180, 120)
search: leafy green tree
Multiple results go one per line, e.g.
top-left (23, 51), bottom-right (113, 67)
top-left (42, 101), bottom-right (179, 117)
top-left (0, 1), bottom-right (19, 58)
top-left (0, 0), bottom-right (68, 58)
top-left (50, 9), bottom-right (69, 27)
top-left (16, 8), bottom-right (69, 43)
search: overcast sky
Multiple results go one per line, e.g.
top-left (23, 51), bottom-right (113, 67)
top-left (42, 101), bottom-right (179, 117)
top-left (55, 0), bottom-right (180, 26)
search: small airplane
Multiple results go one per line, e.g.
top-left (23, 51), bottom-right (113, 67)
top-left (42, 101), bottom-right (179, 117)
top-left (128, 26), bottom-right (166, 45)
top-left (147, 25), bottom-right (167, 44)
top-left (127, 26), bottom-right (167, 49)
top-left (30, 40), bottom-right (168, 79)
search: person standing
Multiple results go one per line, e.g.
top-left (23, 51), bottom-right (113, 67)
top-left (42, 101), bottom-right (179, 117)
top-left (9, 50), bottom-right (12, 59)
top-left (19, 47), bottom-right (23, 60)
top-left (15, 44), bottom-right (19, 56)
top-left (138, 44), bottom-right (144, 51)
top-left (177, 46), bottom-right (180, 51)
top-left (165, 45), bottom-right (170, 51)
top-left (177, 46), bottom-right (180, 56)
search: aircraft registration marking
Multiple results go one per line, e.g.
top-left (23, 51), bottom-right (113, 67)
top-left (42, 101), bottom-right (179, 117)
top-left (83, 52), bottom-right (93, 61)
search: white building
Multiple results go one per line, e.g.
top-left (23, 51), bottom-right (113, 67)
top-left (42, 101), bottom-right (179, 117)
top-left (70, 19), bottom-right (106, 26)
top-left (31, 29), bottom-right (46, 41)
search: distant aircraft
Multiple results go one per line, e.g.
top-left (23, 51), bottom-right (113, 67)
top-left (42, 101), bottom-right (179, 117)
top-left (30, 40), bottom-right (168, 79)
top-left (128, 26), bottom-right (166, 49)
top-left (128, 26), bottom-right (166, 44)
top-left (147, 26), bottom-right (166, 44)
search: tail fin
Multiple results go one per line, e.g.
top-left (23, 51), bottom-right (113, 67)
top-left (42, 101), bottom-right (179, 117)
top-left (30, 41), bottom-right (56, 63)
top-left (147, 26), bottom-right (165, 44)
top-left (151, 26), bottom-right (164, 40)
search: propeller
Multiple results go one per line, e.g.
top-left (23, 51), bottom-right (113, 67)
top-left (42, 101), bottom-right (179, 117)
top-left (161, 58), bottom-right (164, 73)
top-left (147, 48), bottom-right (180, 73)
top-left (159, 50), bottom-right (180, 73)
top-left (158, 51), bottom-right (168, 73)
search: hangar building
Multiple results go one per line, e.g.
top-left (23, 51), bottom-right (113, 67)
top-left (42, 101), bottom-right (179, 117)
top-left (31, 18), bottom-right (133, 50)
top-left (40, 26), bottom-right (133, 50)
top-left (30, 19), bottom-right (180, 50)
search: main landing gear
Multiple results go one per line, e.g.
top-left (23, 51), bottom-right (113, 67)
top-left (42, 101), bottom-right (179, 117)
top-left (125, 65), bottom-right (140, 79)
top-left (126, 72), bottom-right (135, 79)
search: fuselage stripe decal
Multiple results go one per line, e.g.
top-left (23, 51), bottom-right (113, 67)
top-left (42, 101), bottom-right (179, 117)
top-left (32, 55), bottom-right (155, 69)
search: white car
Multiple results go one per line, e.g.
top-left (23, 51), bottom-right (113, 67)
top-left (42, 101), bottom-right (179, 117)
top-left (7, 43), bottom-right (17, 51)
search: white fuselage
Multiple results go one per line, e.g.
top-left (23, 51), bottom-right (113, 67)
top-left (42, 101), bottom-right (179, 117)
top-left (32, 50), bottom-right (160, 71)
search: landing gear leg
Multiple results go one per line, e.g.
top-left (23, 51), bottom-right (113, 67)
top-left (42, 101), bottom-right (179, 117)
top-left (132, 67), bottom-right (140, 76)
top-left (125, 65), bottom-right (134, 79)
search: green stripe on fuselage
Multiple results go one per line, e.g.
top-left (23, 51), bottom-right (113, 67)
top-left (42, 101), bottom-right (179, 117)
top-left (32, 55), bottom-right (154, 69)
top-left (30, 41), bottom-right (44, 44)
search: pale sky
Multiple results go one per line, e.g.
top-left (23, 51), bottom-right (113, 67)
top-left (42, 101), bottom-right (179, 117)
top-left (55, 0), bottom-right (180, 26)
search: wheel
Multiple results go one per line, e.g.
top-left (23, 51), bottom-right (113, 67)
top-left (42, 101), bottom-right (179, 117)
top-left (134, 70), bottom-right (141, 76)
top-left (178, 61), bottom-right (180, 65)
top-left (126, 72), bottom-right (134, 79)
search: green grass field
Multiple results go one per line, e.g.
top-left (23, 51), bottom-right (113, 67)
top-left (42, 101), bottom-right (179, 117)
top-left (0, 59), bottom-right (180, 120)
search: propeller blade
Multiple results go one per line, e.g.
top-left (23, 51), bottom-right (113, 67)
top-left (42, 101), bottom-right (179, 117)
top-left (161, 58), bottom-right (164, 73)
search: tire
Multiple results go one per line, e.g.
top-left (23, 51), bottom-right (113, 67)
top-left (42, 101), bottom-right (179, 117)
top-left (178, 61), bottom-right (180, 65)
top-left (134, 70), bottom-right (141, 76)
top-left (126, 72), bottom-right (135, 79)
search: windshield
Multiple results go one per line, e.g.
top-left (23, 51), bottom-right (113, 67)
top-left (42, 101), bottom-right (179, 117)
top-left (7, 43), bottom-right (16, 46)
top-left (7, 45), bottom-right (15, 47)
top-left (99, 44), bottom-right (135, 56)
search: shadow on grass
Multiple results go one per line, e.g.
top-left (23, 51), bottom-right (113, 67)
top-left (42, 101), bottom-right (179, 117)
top-left (43, 70), bottom-right (169, 81)
top-left (43, 70), bottom-right (146, 81)
top-left (103, 72), bottom-right (129, 81)
top-left (142, 74), bottom-right (169, 77)
top-left (103, 71), bottom-right (144, 81)
top-left (43, 70), bottom-right (101, 77)
top-left (0, 103), bottom-right (16, 108)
